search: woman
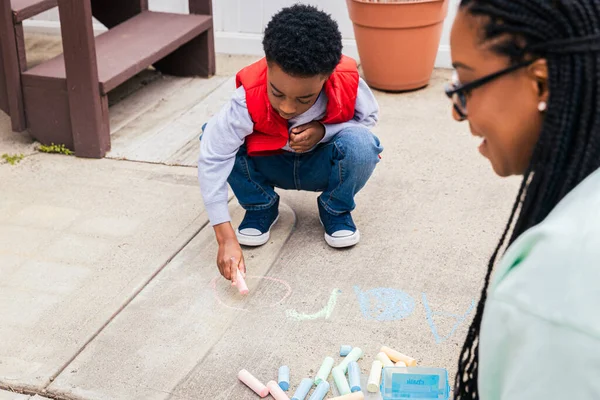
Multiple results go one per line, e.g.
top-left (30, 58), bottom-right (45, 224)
top-left (446, 0), bottom-right (600, 398)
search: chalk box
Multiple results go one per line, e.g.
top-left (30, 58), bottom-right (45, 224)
top-left (380, 367), bottom-right (450, 400)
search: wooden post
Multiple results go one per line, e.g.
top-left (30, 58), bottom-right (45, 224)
top-left (0, 35), bottom-right (8, 114)
top-left (90, 0), bottom-right (148, 29)
top-left (58, 0), bottom-right (109, 158)
top-left (189, 0), bottom-right (212, 15)
top-left (14, 24), bottom-right (27, 72)
top-left (191, 0), bottom-right (215, 77)
top-left (0, 0), bottom-right (27, 131)
top-left (153, 0), bottom-right (215, 77)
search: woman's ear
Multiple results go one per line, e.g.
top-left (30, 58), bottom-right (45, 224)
top-left (529, 58), bottom-right (549, 102)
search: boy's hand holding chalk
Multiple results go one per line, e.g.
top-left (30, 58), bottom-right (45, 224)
top-left (215, 232), bottom-right (246, 282)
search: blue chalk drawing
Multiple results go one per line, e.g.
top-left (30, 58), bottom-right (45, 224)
top-left (286, 289), bottom-right (341, 321)
top-left (353, 286), bottom-right (416, 321)
top-left (422, 293), bottom-right (476, 344)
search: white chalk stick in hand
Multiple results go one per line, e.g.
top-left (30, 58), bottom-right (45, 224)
top-left (236, 269), bottom-right (249, 295)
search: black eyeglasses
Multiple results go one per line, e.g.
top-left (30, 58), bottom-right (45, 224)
top-left (445, 59), bottom-right (537, 120)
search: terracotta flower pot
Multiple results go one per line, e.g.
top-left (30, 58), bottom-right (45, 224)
top-left (346, 0), bottom-right (449, 92)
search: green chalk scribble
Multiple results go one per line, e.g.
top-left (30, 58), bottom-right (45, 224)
top-left (286, 288), bottom-right (341, 321)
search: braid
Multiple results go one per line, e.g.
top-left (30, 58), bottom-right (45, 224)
top-left (455, 171), bottom-right (529, 397)
top-left (454, 1), bottom-right (600, 399)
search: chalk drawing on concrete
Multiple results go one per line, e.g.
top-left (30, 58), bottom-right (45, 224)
top-left (210, 275), bottom-right (292, 312)
top-left (354, 286), bottom-right (416, 321)
top-left (422, 293), bottom-right (476, 344)
top-left (285, 288), bottom-right (341, 321)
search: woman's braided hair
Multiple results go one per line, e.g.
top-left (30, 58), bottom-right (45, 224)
top-left (455, 1), bottom-right (600, 398)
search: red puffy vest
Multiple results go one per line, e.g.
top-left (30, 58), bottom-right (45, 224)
top-left (236, 56), bottom-right (360, 156)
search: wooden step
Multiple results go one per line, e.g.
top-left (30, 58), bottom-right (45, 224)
top-left (11, 0), bottom-right (57, 23)
top-left (22, 11), bottom-right (212, 95)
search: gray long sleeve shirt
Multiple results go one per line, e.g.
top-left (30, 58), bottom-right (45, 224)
top-left (198, 77), bottom-right (379, 226)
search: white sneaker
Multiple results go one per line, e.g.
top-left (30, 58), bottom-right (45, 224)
top-left (318, 203), bottom-right (360, 248)
top-left (236, 199), bottom-right (280, 247)
top-left (236, 215), bottom-right (279, 246)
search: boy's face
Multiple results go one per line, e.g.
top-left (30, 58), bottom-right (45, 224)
top-left (267, 62), bottom-right (328, 120)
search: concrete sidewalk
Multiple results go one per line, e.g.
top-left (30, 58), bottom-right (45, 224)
top-left (0, 55), bottom-right (519, 399)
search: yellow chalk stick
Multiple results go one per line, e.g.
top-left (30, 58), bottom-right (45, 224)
top-left (367, 361), bottom-right (383, 393)
top-left (376, 352), bottom-right (394, 368)
top-left (395, 361), bottom-right (407, 367)
top-left (380, 346), bottom-right (417, 367)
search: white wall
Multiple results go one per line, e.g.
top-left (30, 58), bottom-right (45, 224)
top-left (25, 0), bottom-right (459, 68)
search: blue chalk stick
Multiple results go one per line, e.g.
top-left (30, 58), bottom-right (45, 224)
top-left (348, 361), bottom-right (361, 393)
top-left (340, 345), bottom-right (352, 357)
top-left (278, 365), bottom-right (290, 391)
top-left (292, 378), bottom-right (314, 400)
top-left (308, 381), bottom-right (330, 400)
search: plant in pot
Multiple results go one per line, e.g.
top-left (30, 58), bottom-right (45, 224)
top-left (346, 0), bottom-right (449, 92)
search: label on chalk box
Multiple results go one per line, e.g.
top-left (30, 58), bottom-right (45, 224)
top-left (391, 373), bottom-right (441, 398)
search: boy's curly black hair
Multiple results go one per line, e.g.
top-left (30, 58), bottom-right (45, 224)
top-left (263, 4), bottom-right (343, 77)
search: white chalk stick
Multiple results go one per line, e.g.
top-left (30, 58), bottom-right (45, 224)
top-left (330, 392), bottom-right (365, 400)
top-left (380, 346), bottom-right (416, 366)
top-left (236, 269), bottom-right (249, 295)
top-left (376, 352), bottom-right (394, 368)
top-left (367, 361), bottom-right (383, 393)
top-left (238, 369), bottom-right (269, 398)
top-left (268, 380), bottom-right (291, 400)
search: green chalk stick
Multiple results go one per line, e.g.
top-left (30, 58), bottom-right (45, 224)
top-left (315, 356), bottom-right (335, 385)
top-left (332, 366), bottom-right (351, 396)
top-left (338, 347), bottom-right (364, 373)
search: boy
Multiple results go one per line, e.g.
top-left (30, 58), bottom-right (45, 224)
top-left (198, 4), bottom-right (382, 283)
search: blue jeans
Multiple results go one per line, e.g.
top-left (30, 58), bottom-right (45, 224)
top-left (228, 126), bottom-right (383, 215)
